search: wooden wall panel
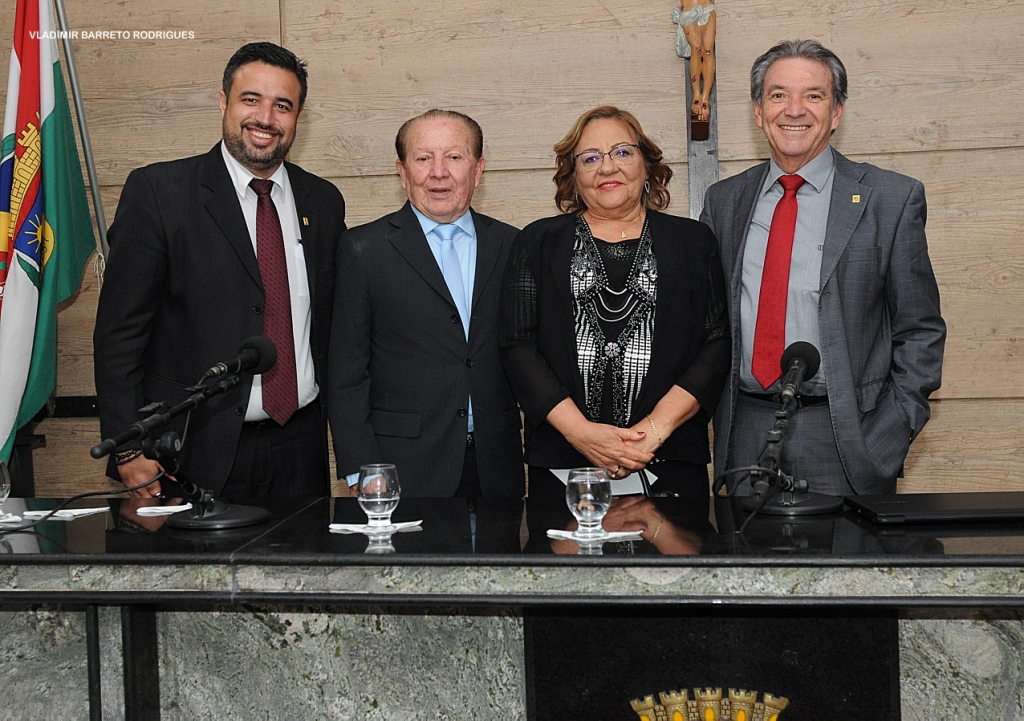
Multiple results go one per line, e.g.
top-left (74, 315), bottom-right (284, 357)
top-left (2, 0), bottom-right (1022, 498)
top-left (711, 0), bottom-right (1024, 162)
top-left (59, 0), bottom-right (281, 187)
top-left (902, 399), bottom-right (1024, 493)
top-left (285, 0), bottom-right (691, 174)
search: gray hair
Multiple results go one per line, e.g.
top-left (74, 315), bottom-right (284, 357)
top-left (394, 109), bottom-right (483, 162)
top-left (750, 40), bottom-right (848, 107)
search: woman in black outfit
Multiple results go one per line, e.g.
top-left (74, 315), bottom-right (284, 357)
top-left (500, 106), bottom-right (729, 500)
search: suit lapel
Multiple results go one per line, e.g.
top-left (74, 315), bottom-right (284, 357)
top-left (726, 164), bottom-right (769, 286)
top-left (387, 202), bottom-right (458, 311)
top-left (200, 145), bottom-right (262, 287)
top-left (288, 164), bottom-right (318, 300)
top-left (470, 209), bottom-right (499, 310)
top-left (821, 151), bottom-right (870, 288)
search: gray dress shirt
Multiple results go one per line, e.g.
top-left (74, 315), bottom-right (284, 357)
top-left (739, 147), bottom-right (836, 394)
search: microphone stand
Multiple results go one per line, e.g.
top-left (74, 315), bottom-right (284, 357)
top-left (737, 392), bottom-right (843, 516)
top-left (91, 374), bottom-right (270, 530)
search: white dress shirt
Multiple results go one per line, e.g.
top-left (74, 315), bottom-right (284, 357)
top-left (220, 142), bottom-right (317, 421)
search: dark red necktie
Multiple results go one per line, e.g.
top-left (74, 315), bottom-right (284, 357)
top-left (751, 173), bottom-right (806, 389)
top-left (249, 178), bottom-right (298, 425)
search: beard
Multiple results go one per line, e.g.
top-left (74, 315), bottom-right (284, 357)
top-left (222, 121), bottom-right (292, 175)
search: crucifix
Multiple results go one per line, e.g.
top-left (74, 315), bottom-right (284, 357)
top-left (673, 0), bottom-right (719, 219)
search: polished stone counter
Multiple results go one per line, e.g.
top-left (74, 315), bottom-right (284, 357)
top-left (3, 495), bottom-right (1024, 608)
top-left (4, 495), bottom-right (1024, 719)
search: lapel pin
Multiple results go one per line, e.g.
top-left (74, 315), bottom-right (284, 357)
top-left (851, 195), bottom-right (861, 203)
top-left (302, 217), bottom-right (309, 226)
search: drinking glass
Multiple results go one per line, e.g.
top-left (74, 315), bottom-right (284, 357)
top-left (566, 467), bottom-right (612, 538)
top-left (358, 464), bottom-right (401, 528)
top-left (365, 533), bottom-right (396, 555)
top-left (0, 461), bottom-right (10, 509)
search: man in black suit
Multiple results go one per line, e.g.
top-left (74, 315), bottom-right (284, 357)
top-left (329, 110), bottom-right (524, 497)
top-left (94, 42), bottom-right (346, 498)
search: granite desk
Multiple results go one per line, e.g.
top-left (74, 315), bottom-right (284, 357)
top-left (2, 494), bottom-right (1024, 720)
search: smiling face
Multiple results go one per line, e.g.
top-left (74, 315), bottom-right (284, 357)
top-left (754, 56), bottom-right (844, 174)
top-left (220, 61), bottom-right (302, 178)
top-left (574, 118), bottom-right (648, 221)
top-left (396, 117), bottom-right (485, 224)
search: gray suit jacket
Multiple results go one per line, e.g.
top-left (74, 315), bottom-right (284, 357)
top-left (700, 149), bottom-right (946, 494)
top-left (328, 202), bottom-right (525, 497)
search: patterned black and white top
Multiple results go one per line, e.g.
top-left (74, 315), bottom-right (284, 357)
top-left (571, 215), bottom-right (656, 427)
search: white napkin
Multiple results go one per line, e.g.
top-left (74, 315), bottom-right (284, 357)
top-left (546, 528), bottom-right (644, 542)
top-left (136, 503), bottom-right (193, 517)
top-left (22, 507), bottom-right (109, 521)
top-left (329, 520), bottom-right (422, 535)
top-left (549, 468), bottom-right (659, 496)
top-left (0, 512), bottom-right (22, 525)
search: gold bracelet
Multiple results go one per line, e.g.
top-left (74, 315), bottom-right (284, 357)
top-left (646, 414), bottom-right (663, 446)
top-left (651, 519), bottom-right (664, 541)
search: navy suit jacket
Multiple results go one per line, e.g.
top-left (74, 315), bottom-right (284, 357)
top-left (328, 202), bottom-right (525, 497)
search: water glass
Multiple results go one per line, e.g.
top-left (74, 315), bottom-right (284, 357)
top-left (0, 461), bottom-right (10, 509)
top-left (566, 467), bottom-right (612, 538)
top-left (357, 464), bottom-right (401, 528)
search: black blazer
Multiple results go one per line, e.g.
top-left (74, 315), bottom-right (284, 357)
top-left (328, 202), bottom-right (525, 497)
top-left (499, 210), bottom-right (729, 468)
top-left (94, 144), bottom-right (346, 493)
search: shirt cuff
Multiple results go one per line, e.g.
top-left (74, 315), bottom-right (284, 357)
top-left (345, 472), bottom-right (359, 487)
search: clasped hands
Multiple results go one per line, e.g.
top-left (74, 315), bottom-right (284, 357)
top-left (564, 418), bottom-right (662, 479)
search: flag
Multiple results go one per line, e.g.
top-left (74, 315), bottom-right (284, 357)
top-left (0, 0), bottom-right (95, 462)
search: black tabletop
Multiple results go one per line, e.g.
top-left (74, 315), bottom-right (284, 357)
top-left (4, 493), bottom-right (1024, 567)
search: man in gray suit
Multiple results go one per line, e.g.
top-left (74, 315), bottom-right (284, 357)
top-left (700, 40), bottom-right (945, 496)
top-left (329, 109), bottom-right (525, 497)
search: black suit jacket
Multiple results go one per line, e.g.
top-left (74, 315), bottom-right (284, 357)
top-left (94, 144), bottom-right (346, 494)
top-left (499, 210), bottom-right (730, 468)
top-left (328, 202), bottom-right (525, 497)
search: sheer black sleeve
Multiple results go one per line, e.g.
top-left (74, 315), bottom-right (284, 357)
top-left (675, 229), bottom-right (731, 416)
top-left (499, 231), bottom-right (572, 428)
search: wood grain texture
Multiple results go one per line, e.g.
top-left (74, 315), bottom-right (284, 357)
top-left (901, 399), bottom-right (1024, 493)
top-left (1, 0), bottom-right (1021, 499)
top-left (30, 0), bottom-right (281, 187)
top-left (283, 0), bottom-right (1024, 176)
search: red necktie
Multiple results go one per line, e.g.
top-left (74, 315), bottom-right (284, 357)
top-left (751, 173), bottom-right (806, 389)
top-left (250, 178), bottom-right (298, 425)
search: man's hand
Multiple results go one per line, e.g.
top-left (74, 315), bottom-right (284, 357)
top-left (117, 456), bottom-right (166, 498)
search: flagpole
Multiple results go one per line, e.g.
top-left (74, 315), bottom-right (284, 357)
top-left (52, 0), bottom-right (108, 258)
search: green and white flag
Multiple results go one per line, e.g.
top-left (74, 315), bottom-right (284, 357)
top-left (0, 0), bottom-right (95, 461)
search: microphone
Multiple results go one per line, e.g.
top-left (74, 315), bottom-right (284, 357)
top-left (201, 336), bottom-right (277, 380)
top-left (778, 342), bottom-right (821, 406)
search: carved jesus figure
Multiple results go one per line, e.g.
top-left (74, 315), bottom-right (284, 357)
top-left (673, 0), bottom-right (717, 122)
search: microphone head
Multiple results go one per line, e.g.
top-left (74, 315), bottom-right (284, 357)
top-left (781, 341), bottom-right (821, 379)
top-left (237, 336), bottom-right (277, 375)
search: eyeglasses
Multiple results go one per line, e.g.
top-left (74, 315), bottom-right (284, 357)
top-left (573, 144), bottom-right (640, 171)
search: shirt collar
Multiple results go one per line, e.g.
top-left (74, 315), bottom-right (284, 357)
top-left (764, 145), bottom-right (835, 195)
top-left (409, 203), bottom-right (477, 241)
top-left (220, 140), bottom-right (289, 199)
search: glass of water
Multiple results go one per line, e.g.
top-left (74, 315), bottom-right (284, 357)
top-left (358, 464), bottom-right (401, 529)
top-left (0, 461), bottom-right (10, 509)
top-left (566, 467), bottom-right (612, 538)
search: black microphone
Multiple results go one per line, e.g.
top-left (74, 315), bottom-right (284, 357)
top-left (778, 342), bottom-right (821, 406)
top-left (201, 336), bottom-right (277, 380)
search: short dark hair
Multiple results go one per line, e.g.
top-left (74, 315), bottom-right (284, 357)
top-left (395, 109), bottom-right (484, 162)
top-left (552, 106), bottom-right (671, 214)
top-left (222, 42), bottom-right (309, 110)
top-left (750, 39), bottom-right (848, 107)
